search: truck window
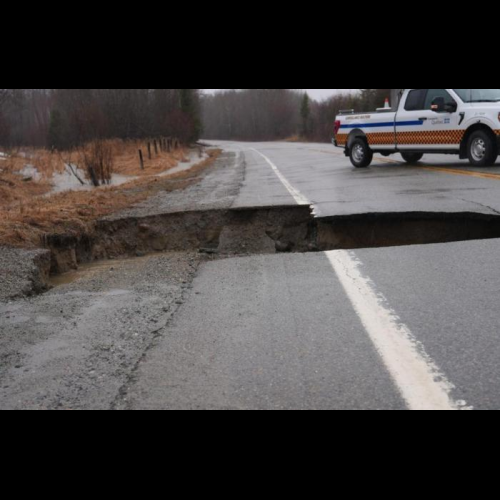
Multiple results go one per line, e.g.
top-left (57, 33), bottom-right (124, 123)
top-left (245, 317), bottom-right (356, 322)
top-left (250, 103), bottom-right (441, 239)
top-left (424, 89), bottom-right (455, 109)
top-left (404, 90), bottom-right (427, 111)
top-left (454, 89), bottom-right (471, 102)
top-left (454, 89), bottom-right (500, 103)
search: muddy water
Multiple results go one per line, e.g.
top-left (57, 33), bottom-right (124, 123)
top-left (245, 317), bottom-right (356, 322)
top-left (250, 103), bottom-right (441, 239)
top-left (48, 256), bottom-right (146, 287)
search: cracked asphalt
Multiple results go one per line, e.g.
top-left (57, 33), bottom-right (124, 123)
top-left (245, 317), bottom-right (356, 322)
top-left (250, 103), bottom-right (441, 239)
top-left (4, 141), bottom-right (500, 410)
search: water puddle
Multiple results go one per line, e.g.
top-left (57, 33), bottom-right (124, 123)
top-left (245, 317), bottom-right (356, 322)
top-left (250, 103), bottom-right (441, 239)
top-left (48, 254), bottom-right (157, 287)
top-left (48, 259), bottom-right (123, 287)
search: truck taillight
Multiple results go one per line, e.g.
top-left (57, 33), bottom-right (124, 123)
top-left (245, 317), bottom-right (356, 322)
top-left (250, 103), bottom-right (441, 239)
top-left (334, 120), bottom-right (341, 136)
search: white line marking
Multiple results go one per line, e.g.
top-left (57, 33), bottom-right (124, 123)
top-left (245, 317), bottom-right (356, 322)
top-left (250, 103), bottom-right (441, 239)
top-left (326, 250), bottom-right (471, 411)
top-left (251, 148), bottom-right (311, 207)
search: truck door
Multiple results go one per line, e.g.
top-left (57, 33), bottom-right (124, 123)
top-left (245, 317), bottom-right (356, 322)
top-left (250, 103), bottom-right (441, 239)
top-left (396, 89), bottom-right (462, 151)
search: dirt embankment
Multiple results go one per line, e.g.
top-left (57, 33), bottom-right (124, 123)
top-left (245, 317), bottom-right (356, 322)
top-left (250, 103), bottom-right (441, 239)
top-left (0, 148), bottom-right (221, 249)
top-left (0, 147), bottom-right (222, 301)
top-left (47, 205), bottom-right (315, 274)
top-left (0, 247), bottom-right (51, 302)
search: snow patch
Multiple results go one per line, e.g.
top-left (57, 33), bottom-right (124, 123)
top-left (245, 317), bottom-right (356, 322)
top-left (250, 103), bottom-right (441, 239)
top-left (20, 165), bottom-right (43, 181)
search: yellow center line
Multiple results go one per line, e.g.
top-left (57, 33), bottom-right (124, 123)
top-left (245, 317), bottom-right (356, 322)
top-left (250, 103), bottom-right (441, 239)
top-left (310, 148), bottom-right (500, 180)
top-left (419, 166), bottom-right (500, 180)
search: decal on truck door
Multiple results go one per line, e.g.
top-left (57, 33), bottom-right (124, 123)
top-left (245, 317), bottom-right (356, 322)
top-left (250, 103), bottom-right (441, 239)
top-left (337, 129), bottom-right (495, 147)
top-left (397, 130), bottom-right (466, 145)
top-left (366, 133), bottom-right (396, 145)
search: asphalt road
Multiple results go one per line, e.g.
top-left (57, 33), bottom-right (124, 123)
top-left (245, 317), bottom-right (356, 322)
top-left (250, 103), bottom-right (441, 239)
top-left (132, 140), bottom-right (500, 410)
top-left (214, 141), bottom-right (500, 217)
top-left (125, 242), bottom-right (500, 410)
top-left (4, 141), bottom-right (500, 410)
top-left (119, 141), bottom-right (500, 410)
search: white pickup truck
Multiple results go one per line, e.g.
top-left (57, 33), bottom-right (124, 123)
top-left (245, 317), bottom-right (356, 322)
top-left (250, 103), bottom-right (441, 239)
top-left (334, 89), bottom-right (500, 168)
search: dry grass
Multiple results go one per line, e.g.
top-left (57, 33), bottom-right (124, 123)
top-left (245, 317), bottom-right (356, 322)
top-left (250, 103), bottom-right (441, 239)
top-left (0, 172), bottom-right (52, 205)
top-left (0, 139), bottom-right (195, 209)
top-left (106, 139), bottom-right (190, 176)
top-left (0, 149), bottom-right (69, 206)
top-left (0, 149), bottom-right (222, 248)
top-left (1, 149), bottom-right (66, 178)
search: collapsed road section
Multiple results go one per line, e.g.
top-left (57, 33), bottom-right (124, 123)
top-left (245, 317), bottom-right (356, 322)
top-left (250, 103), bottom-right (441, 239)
top-left (5, 146), bottom-right (500, 299)
top-left (34, 208), bottom-right (500, 290)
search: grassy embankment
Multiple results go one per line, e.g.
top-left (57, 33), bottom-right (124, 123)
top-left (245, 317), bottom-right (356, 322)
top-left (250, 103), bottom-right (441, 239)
top-left (0, 140), bottom-right (221, 248)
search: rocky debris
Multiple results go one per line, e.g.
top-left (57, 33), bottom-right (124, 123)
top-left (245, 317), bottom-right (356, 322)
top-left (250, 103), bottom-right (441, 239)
top-left (0, 252), bottom-right (201, 410)
top-left (0, 247), bottom-right (51, 302)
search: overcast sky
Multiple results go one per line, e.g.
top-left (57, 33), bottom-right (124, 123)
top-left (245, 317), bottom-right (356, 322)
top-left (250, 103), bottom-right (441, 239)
top-left (205, 89), bottom-right (355, 100)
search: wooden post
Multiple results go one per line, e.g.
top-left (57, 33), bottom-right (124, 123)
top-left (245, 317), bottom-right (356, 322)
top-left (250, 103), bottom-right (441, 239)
top-left (154, 140), bottom-right (159, 155)
top-left (139, 149), bottom-right (145, 170)
top-left (167, 138), bottom-right (171, 152)
top-left (147, 142), bottom-right (152, 160)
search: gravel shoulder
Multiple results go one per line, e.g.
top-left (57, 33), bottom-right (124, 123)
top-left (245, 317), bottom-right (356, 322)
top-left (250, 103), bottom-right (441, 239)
top-left (0, 149), bottom-right (245, 303)
top-left (106, 151), bottom-right (245, 219)
top-left (0, 252), bottom-right (201, 410)
top-left (0, 147), bottom-right (247, 409)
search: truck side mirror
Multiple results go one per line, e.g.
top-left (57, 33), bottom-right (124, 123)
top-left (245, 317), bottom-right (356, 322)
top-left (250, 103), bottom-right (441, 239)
top-left (445, 101), bottom-right (458, 113)
top-left (431, 97), bottom-right (446, 112)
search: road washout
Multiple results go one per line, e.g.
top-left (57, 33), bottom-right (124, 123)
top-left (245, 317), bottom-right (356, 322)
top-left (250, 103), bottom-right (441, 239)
top-left (5, 145), bottom-right (500, 410)
top-left (6, 147), bottom-right (500, 300)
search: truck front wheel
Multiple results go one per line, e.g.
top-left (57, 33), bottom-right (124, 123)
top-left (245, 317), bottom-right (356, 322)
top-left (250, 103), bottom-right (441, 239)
top-left (349, 138), bottom-right (373, 168)
top-left (401, 153), bottom-right (424, 164)
top-left (467, 131), bottom-right (498, 167)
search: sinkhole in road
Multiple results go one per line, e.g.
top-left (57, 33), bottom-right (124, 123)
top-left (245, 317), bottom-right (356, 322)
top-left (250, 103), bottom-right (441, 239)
top-left (45, 205), bottom-right (500, 279)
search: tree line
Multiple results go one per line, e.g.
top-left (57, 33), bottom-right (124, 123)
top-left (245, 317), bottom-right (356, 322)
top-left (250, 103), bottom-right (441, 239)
top-left (202, 89), bottom-right (392, 142)
top-left (0, 89), bottom-right (202, 150)
top-left (0, 89), bottom-right (393, 149)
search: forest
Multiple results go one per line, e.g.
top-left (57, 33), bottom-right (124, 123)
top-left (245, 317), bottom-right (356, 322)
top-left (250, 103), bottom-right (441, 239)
top-left (202, 89), bottom-right (392, 142)
top-left (0, 89), bottom-right (392, 149)
top-left (0, 89), bottom-right (202, 149)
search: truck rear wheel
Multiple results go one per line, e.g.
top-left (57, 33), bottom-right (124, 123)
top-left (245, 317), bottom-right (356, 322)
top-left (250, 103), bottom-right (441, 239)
top-left (467, 130), bottom-right (498, 167)
top-left (401, 153), bottom-right (424, 164)
top-left (350, 138), bottom-right (373, 168)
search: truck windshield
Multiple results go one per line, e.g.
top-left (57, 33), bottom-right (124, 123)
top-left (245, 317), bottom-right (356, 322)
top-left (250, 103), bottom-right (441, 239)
top-left (454, 89), bottom-right (500, 103)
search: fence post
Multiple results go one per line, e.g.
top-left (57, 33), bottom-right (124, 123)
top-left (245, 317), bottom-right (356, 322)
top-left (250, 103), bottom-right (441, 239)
top-left (139, 149), bottom-right (145, 170)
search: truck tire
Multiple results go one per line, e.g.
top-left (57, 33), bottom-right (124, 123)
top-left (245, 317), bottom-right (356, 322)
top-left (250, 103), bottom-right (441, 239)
top-left (350, 138), bottom-right (373, 168)
top-left (401, 153), bottom-right (424, 164)
top-left (467, 130), bottom-right (498, 167)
